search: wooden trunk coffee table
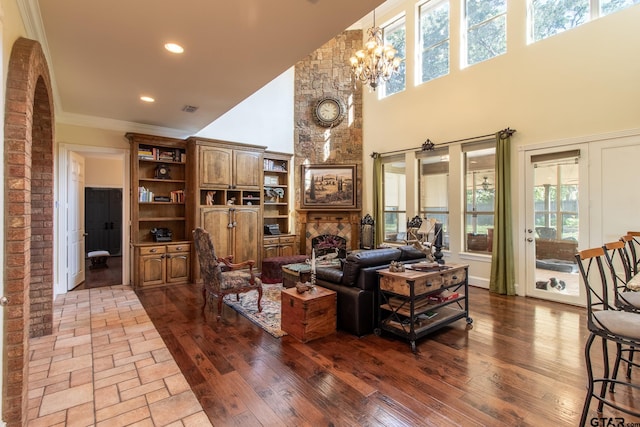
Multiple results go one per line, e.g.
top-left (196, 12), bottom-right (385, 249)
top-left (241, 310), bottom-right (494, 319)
top-left (281, 262), bottom-right (312, 288)
top-left (281, 285), bottom-right (336, 343)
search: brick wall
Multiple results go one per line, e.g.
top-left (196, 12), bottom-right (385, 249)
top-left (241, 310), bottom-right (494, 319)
top-left (3, 37), bottom-right (54, 427)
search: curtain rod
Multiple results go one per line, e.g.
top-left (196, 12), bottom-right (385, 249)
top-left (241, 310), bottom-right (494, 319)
top-left (370, 127), bottom-right (516, 158)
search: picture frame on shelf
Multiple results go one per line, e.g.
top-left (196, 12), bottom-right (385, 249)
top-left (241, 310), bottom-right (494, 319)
top-left (301, 164), bottom-right (356, 209)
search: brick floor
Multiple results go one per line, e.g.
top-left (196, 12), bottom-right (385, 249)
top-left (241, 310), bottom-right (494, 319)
top-left (27, 285), bottom-right (212, 426)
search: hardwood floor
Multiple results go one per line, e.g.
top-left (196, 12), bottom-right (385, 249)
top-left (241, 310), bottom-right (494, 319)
top-left (136, 284), bottom-right (640, 426)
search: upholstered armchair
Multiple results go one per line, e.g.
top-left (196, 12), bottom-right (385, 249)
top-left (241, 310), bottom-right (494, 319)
top-left (192, 227), bottom-right (262, 320)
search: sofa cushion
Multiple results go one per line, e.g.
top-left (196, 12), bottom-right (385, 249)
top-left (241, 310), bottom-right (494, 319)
top-left (315, 267), bottom-right (343, 283)
top-left (341, 248), bottom-right (401, 286)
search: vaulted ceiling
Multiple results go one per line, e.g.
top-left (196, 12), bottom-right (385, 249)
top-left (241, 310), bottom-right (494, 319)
top-left (19, 0), bottom-right (399, 135)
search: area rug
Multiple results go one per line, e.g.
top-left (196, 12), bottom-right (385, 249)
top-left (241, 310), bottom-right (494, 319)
top-left (223, 283), bottom-right (287, 338)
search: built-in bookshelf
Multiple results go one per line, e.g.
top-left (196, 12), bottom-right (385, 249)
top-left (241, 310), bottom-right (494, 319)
top-left (263, 152), bottom-right (291, 234)
top-left (128, 133), bottom-right (189, 244)
top-left (263, 151), bottom-right (297, 257)
top-left (127, 132), bottom-right (192, 289)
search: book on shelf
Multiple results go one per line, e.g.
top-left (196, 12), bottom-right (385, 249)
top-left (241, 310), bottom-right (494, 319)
top-left (417, 311), bottom-right (438, 320)
top-left (170, 189), bottom-right (185, 203)
top-left (138, 186), bottom-right (153, 202)
top-left (138, 146), bottom-right (184, 162)
top-left (428, 290), bottom-right (459, 302)
top-left (138, 146), bottom-right (154, 160)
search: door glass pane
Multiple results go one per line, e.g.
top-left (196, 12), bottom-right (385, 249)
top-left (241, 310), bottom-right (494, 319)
top-left (533, 157), bottom-right (579, 296)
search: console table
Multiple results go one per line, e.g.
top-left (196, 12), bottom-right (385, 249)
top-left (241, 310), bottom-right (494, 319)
top-left (376, 263), bottom-right (472, 352)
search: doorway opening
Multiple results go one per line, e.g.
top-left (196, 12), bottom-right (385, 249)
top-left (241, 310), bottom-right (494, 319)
top-left (81, 187), bottom-right (123, 289)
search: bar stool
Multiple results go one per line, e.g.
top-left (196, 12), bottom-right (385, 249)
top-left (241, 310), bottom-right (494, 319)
top-left (624, 231), bottom-right (640, 275)
top-left (575, 247), bottom-right (640, 426)
top-left (602, 239), bottom-right (640, 390)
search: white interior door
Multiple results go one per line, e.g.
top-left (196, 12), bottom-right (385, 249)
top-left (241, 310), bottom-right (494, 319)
top-left (68, 152), bottom-right (86, 290)
top-left (524, 145), bottom-right (588, 306)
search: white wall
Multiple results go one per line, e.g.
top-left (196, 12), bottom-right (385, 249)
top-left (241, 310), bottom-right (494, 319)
top-left (195, 67), bottom-right (295, 153)
top-left (361, 2), bottom-right (640, 287)
top-left (85, 156), bottom-right (124, 188)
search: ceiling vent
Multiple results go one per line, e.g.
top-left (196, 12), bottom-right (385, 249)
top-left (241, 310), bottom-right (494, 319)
top-left (182, 105), bottom-right (198, 113)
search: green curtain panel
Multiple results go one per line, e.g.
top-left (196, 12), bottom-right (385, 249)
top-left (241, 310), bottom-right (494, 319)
top-left (489, 131), bottom-right (516, 295)
top-left (373, 154), bottom-right (384, 248)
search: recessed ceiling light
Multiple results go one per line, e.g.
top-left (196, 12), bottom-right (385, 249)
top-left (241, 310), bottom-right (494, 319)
top-left (164, 43), bottom-right (184, 54)
top-left (140, 96), bottom-right (155, 103)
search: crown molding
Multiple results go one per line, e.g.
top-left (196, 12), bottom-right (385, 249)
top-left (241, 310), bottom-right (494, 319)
top-left (16, 0), bottom-right (63, 115)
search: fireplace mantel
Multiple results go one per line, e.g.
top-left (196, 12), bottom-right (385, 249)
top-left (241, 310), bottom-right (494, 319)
top-left (297, 210), bottom-right (361, 255)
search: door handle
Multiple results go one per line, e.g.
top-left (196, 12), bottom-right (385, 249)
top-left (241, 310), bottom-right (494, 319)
top-left (527, 237), bottom-right (534, 242)
top-left (0, 296), bottom-right (8, 306)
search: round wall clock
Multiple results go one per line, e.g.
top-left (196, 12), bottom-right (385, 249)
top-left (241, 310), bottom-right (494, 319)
top-left (313, 96), bottom-right (346, 127)
top-left (154, 164), bottom-right (171, 179)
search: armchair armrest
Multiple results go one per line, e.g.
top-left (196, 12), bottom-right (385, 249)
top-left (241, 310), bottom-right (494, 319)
top-left (218, 256), bottom-right (258, 284)
top-left (218, 256), bottom-right (256, 272)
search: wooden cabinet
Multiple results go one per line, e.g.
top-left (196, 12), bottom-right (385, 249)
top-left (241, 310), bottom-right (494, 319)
top-left (196, 143), bottom-right (262, 191)
top-left (127, 132), bottom-right (191, 289)
top-left (188, 137), bottom-right (265, 277)
top-left (135, 242), bottom-right (191, 289)
top-left (264, 235), bottom-right (297, 258)
top-left (200, 206), bottom-right (261, 264)
top-left (377, 264), bottom-right (472, 352)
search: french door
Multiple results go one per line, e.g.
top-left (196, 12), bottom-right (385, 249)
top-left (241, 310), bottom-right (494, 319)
top-left (524, 145), bottom-right (587, 306)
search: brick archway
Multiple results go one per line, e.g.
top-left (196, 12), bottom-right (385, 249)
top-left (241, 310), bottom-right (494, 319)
top-left (3, 37), bottom-right (54, 427)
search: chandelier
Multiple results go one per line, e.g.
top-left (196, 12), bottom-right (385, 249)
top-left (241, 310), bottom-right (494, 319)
top-left (349, 10), bottom-right (401, 91)
top-left (482, 176), bottom-right (492, 191)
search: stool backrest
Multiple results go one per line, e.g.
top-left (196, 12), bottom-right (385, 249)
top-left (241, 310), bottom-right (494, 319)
top-left (576, 247), bottom-right (615, 332)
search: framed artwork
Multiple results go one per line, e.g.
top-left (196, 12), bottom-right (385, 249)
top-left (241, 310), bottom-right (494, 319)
top-left (301, 164), bottom-right (356, 209)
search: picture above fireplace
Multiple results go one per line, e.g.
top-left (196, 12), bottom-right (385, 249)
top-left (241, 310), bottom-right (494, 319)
top-left (301, 164), bottom-right (356, 209)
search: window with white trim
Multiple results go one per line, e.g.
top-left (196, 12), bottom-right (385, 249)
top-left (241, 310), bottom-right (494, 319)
top-left (382, 15), bottom-right (406, 97)
top-left (382, 156), bottom-right (407, 242)
top-left (419, 0), bottom-right (450, 84)
top-left (464, 0), bottom-right (507, 67)
top-left (418, 148), bottom-right (450, 249)
top-left (463, 142), bottom-right (496, 253)
top-left (529, 0), bottom-right (639, 43)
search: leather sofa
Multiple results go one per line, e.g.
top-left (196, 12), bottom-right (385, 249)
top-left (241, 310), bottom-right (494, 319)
top-left (314, 245), bottom-right (426, 336)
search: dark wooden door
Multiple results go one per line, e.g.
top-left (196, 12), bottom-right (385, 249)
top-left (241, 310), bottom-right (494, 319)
top-left (85, 187), bottom-right (122, 256)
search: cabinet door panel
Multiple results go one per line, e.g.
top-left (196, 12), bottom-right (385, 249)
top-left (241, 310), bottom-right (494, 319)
top-left (263, 245), bottom-right (279, 259)
top-left (200, 147), bottom-right (232, 187)
top-left (167, 252), bottom-right (190, 283)
top-left (280, 243), bottom-right (295, 257)
top-left (234, 150), bottom-right (261, 188)
top-left (140, 255), bottom-right (165, 287)
top-left (233, 207), bottom-right (260, 263)
top-left (200, 208), bottom-right (232, 258)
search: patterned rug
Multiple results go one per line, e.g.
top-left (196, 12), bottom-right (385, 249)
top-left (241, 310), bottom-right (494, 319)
top-left (223, 283), bottom-right (287, 338)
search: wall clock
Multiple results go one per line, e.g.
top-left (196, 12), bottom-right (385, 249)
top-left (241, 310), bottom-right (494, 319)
top-left (313, 96), bottom-right (346, 127)
top-left (154, 164), bottom-right (171, 179)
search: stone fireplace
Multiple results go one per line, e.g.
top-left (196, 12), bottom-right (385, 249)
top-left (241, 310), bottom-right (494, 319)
top-left (297, 210), bottom-right (361, 256)
top-left (311, 234), bottom-right (347, 259)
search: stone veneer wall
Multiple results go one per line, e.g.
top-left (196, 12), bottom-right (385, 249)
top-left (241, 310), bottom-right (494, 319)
top-left (293, 30), bottom-right (364, 250)
top-left (293, 29), bottom-right (364, 205)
